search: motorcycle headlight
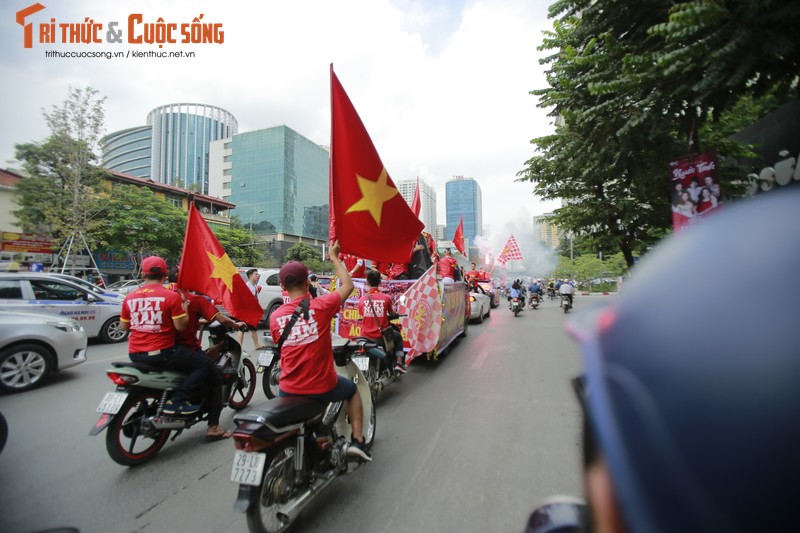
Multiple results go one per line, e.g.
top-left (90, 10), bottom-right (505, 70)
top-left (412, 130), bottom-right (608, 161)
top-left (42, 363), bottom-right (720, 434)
top-left (45, 320), bottom-right (82, 332)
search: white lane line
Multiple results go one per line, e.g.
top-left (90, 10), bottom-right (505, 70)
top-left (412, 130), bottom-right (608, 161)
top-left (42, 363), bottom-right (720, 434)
top-left (472, 348), bottom-right (490, 369)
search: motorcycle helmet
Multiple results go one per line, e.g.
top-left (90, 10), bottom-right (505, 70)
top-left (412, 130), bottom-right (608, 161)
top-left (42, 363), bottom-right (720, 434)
top-left (566, 188), bottom-right (800, 532)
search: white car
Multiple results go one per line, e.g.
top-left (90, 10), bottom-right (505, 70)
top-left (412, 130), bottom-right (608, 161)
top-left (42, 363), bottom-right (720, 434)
top-left (0, 273), bottom-right (129, 343)
top-left (106, 278), bottom-right (143, 295)
top-left (0, 309), bottom-right (88, 393)
top-left (48, 273), bottom-right (125, 302)
top-left (237, 268), bottom-right (285, 323)
top-left (468, 290), bottom-right (492, 324)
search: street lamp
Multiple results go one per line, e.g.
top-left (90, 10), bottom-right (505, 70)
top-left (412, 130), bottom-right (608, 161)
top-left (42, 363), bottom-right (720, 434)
top-left (249, 210), bottom-right (264, 241)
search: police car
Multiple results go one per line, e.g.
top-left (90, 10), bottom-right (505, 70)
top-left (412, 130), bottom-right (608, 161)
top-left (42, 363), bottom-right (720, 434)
top-left (0, 272), bottom-right (129, 343)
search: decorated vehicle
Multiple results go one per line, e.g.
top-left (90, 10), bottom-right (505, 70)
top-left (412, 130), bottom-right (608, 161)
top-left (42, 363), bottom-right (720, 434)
top-left (333, 268), bottom-right (469, 364)
top-left (477, 280), bottom-right (500, 308)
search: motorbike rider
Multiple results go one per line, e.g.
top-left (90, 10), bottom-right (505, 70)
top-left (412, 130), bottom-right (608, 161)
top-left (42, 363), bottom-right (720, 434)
top-left (120, 256), bottom-right (214, 415)
top-left (559, 278), bottom-right (574, 308)
top-left (526, 188), bottom-right (800, 533)
top-left (357, 269), bottom-right (407, 375)
top-left (270, 241), bottom-right (372, 462)
top-left (528, 279), bottom-right (542, 305)
top-left (508, 279), bottom-right (523, 308)
top-left (167, 268), bottom-right (246, 439)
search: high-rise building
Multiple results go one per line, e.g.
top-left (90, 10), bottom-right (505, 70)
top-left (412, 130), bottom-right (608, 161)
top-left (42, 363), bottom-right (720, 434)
top-left (445, 176), bottom-right (483, 241)
top-left (396, 178), bottom-right (437, 235)
top-left (101, 103), bottom-right (238, 194)
top-left (208, 126), bottom-right (330, 242)
top-left (533, 213), bottom-right (560, 249)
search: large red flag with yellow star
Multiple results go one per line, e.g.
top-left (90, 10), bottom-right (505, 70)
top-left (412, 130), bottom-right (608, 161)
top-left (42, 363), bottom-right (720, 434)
top-left (329, 66), bottom-right (424, 263)
top-left (178, 203), bottom-right (264, 327)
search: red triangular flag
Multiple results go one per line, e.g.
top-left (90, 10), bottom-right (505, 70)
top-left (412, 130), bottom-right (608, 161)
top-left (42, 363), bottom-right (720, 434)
top-left (452, 217), bottom-right (466, 257)
top-left (177, 203), bottom-right (264, 326)
top-left (329, 65), bottom-right (424, 263)
top-left (411, 177), bottom-right (421, 217)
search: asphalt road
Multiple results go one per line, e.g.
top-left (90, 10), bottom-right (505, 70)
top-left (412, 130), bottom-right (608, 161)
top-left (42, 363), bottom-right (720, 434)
top-left (0, 293), bottom-right (601, 533)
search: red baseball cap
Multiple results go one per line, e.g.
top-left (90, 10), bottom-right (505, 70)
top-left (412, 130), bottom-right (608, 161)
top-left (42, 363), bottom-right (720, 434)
top-left (279, 261), bottom-right (308, 286)
top-left (141, 256), bottom-right (168, 276)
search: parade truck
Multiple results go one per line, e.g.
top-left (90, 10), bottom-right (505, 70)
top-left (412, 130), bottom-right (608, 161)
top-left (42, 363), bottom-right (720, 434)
top-left (333, 274), bottom-right (470, 364)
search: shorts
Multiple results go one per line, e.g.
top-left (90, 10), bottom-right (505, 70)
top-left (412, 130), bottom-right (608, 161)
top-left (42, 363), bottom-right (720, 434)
top-left (279, 375), bottom-right (357, 403)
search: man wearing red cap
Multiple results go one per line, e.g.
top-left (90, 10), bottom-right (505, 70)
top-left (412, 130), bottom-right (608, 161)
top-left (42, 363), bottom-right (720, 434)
top-left (120, 256), bottom-right (215, 415)
top-left (270, 241), bottom-right (371, 461)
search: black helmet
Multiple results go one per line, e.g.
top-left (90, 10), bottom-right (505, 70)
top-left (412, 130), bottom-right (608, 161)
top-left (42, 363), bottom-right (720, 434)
top-left (566, 188), bottom-right (800, 532)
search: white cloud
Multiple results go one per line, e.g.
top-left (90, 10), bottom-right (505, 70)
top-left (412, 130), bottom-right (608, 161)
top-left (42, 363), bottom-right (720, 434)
top-left (1, 0), bottom-right (559, 232)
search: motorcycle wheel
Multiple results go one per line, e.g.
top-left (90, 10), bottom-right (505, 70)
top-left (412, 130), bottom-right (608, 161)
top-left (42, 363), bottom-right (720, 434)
top-left (262, 359), bottom-right (281, 400)
top-left (106, 390), bottom-right (169, 466)
top-left (363, 393), bottom-right (377, 451)
top-left (364, 359), bottom-right (380, 403)
top-left (247, 439), bottom-right (299, 533)
top-left (229, 358), bottom-right (257, 410)
top-left (563, 303), bottom-right (570, 313)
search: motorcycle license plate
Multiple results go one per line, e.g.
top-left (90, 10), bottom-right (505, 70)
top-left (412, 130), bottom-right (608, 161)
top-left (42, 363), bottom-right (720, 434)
top-left (257, 350), bottom-right (274, 367)
top-left (352, 356), bottom-right (369, 372)
top-left (230, 451), bottom-right (266, 486)
top-left (96, 392), bottom-right (128, 414)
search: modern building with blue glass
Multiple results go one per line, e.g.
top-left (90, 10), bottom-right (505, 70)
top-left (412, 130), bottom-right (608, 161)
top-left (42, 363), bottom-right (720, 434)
top-left (208, 126), bottom-right (330, 243)
top-left (445, 176), bottom-right (483, 242)
top-left (101, 103), bottom-right (238, 194)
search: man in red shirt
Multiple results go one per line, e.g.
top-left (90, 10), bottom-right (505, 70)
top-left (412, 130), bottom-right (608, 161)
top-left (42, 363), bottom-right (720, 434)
top-left (339, 253), bottom-right (366, 278)
top-left (438, 248), bottom-right (458, 284)
top-left (120, 256), bottom-right (215, 415)
top-left (270, 241), bottom-right (371, 461)
top-left (167, 268), bottom-right (246, 438)
top-left (357, 269), bottom-right (407, 373)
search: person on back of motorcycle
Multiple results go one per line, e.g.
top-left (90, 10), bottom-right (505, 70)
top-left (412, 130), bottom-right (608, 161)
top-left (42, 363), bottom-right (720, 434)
top-left (167, 268), bottom-right (246, 439)
top-left (525, 188), bottom-right (800, 533)
top-left (120, 256), bottom-right (215, 416)
top-left (559, 279), bottom-right (574, 308)
top-left (528, 279), bottom-right (541, 304)
top-left (270, 242), bottom-right (372, 462)
top-left (508, 279), bottom-right (523, 308)
top-left (357, 269), bottom-right (407, 375)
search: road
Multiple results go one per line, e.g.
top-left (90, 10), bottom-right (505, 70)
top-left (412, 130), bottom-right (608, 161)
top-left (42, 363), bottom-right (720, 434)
top-left (0, 293), bottom-right (602, 533)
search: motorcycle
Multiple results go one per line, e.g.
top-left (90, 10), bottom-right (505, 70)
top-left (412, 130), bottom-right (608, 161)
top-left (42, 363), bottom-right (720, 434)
top-left (511, 297), bottom-right (522, 317)
top-left (230, 337), bottom-right (376, 533)
top-left (528, 292), bottom-right (540, 309)
top-left (257, 334), bottom-right (281, 400)
top-left (560, 294), bottom-right (572, 313)
top-left (351, 327), bottom-right (405, 403)
top-left (547, 287), bottom-right (557, 300)
top-left (89, 324), bottom-right (258, 466)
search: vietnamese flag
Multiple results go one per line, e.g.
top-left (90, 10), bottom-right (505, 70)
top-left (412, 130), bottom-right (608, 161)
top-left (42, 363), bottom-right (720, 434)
top-left (177, 203), bottom-right (264, 327)
top-left (329, 65), bottom-right (424, 264)
top-left (411, 177), bottom-right (421, 217)
top-left (452, 216), bottom-right (466, 257)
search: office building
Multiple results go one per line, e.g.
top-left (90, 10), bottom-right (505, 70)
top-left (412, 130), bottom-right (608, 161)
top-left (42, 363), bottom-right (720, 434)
top-left (209, 126), bottom-right (330, 246)
top-left (101, 103), bottom-right (238, 194)
top-left (445, 176), bottom-right (483, 241)
top-left (533, 213), bottom-right (560, 250)
top-left (396, 178), bottom-right (437, 235)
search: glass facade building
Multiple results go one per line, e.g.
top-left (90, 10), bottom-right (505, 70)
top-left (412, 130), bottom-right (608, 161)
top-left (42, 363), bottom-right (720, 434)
top-left (397, 179), bottom-right (437, 235)
top-left (445, 176), bottom-right (483, 241)
top-left (100, 126), bottom-right (152, 178)
top-left (210, 126), bottom-right (330, 240)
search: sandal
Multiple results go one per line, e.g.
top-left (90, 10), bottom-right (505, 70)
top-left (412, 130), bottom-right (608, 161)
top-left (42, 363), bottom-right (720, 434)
top-left (206, 428), bottom-right (232, 440)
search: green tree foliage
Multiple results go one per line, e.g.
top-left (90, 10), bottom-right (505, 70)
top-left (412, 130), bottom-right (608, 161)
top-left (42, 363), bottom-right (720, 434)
top-left (13, 86), bottom-right (109, 249)
top-left (102, 185), bottom-right (186, 267)
top-left (214, 227), bottom-right (277, 268)
top-left (284, 242), bottom-right (328, 274)
top-left (519, 1), bottom-right (799, 267)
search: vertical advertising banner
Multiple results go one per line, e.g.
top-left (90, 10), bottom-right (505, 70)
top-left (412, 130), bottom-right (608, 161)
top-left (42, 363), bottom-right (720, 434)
top-left (669, 151), bottom-right (722, 232)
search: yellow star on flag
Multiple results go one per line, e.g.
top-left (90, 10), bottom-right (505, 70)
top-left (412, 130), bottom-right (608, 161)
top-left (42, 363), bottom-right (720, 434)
top-left (345, 168), bottom-right (398, 226)
top-left (206, 251), bottom-right (239, 292)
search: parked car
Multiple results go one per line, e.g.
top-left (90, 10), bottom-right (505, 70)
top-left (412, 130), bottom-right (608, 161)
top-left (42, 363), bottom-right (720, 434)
top-left (468, 290), bottom-right (492, 324)
top-left (236, 268), bottom-right (284, 323)
top-left (106, 278), bottom-right (143, 295)
top-left (48, 273), bottom-right (125, 301)
top-left (0, 273), bottom-right (129, 343)
top-left (0, 309), bottom-right (88, 393)
top-left (477, 281), bottom-right (500, 308)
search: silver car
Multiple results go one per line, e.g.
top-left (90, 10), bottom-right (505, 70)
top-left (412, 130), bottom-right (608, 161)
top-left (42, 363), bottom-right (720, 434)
top-left (0, 273), bottom-right (129, 343)
top-left (0, 309), bottom-right (88, 393)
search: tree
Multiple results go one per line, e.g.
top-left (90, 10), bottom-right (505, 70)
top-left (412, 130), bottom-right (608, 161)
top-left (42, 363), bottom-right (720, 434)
top-left (214, 227), bottom-right (277, 268)
top-left (13, 86), bottom-right (108, 250)
top-left (102, 185), bottom-right (186, 269)
top-left (518, 1), bottom-right (798, 267)
top-left (284, 242), bottom-right (328, 274)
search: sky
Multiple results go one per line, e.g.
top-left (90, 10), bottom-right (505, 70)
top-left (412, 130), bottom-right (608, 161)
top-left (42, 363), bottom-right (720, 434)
top-left (1, 0), bottom-right (561, 256)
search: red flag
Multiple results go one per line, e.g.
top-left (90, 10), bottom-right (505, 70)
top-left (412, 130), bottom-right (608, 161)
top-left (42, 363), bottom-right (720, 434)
top-left (411, 177), bottom-right (421, 217)
top-left (398, 265), bottom-right (442, 364)
top-left (496, 234), bottom-right (523, 268)
top-left (452, 217), bottom-right (466, 257)
top-left (177, 203), bottom-right (264, 327)
top-left (329, 66), bottom-right (424, 263)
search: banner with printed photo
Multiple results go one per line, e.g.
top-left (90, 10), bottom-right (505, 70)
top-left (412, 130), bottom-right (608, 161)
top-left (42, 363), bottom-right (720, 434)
top-left (669, 151), bottom-right (722, 232)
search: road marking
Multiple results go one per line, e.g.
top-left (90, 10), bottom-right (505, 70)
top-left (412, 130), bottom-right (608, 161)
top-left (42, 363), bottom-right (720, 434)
top-left (472, 348), bottom-right (490, 369)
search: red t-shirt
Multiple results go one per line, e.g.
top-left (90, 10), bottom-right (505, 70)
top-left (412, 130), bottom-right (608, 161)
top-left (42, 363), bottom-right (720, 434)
top-left (439, 255), bottom-right (457, 279)
top-left (340, 254), bottom-right (366, 278)
top-left (372, 261), bottom-right (391, 276)
top-left (357, 288), bottom-right (394, 340)
top-left (121, 284), bottom-right (187, 353)
top-left (388, 262), bottom-right (408, 279)
top-left (269, 292), bottom-right (343, 395)
top-left (173, 289), bottom-right (220, 351)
